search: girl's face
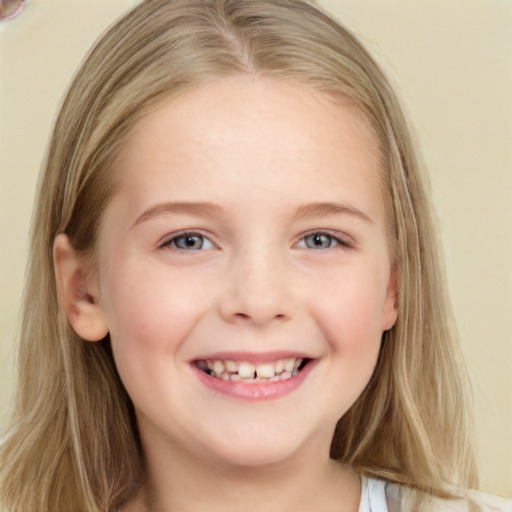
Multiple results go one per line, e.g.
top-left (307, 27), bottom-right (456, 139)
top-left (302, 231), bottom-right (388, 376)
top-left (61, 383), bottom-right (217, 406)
top-left (93, 75), bottom-right (397, 468)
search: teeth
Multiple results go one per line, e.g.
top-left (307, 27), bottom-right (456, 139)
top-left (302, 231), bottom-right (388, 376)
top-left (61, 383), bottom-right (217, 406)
top-left (238, 362), bottom-right (256, 379)
top-left (200, 357), bottom-right (306, 382)
top-left (212, 361), bottom-right (225, 376)
top-left (283, 358), bottom-right (296, 372)
top-left (256, 363), bottom-right (275, 379)
top-left (224, 360), bottom-right (238, 372)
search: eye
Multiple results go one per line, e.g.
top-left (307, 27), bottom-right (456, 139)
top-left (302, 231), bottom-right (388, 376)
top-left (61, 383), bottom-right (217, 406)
top-left (298, 232), bottom-right (351, 250)
top-left (162, 232), bottom-right (216, 251)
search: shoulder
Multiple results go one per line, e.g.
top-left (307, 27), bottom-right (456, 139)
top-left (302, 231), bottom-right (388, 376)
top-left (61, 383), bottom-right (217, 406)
top-left (398, 484), bottom-right (512, 512)
top-left (361, 477), bottom-right (512, 512)
top-left (463, 489), bottom-right (512, 512)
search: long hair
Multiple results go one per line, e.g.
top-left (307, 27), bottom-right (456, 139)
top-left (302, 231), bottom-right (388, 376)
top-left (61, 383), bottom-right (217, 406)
top-left (0, 1), bottom-right (478, 510)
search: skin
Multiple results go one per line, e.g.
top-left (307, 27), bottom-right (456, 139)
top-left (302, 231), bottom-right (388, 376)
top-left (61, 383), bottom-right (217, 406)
top-left (54, 75), bottom-right (398, 511)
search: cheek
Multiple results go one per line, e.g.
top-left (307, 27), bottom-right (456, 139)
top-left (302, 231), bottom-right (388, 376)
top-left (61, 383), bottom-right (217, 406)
top-left (99, 261), bottom-right (211, 357)
top-left (306, 261), bottom-right (388, 353)
top-left (99, 261), bottom-right (215, 413)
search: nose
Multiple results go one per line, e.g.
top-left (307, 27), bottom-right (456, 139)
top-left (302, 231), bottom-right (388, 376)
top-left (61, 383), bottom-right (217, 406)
top-left (218, 248), bottom-right (297, 327)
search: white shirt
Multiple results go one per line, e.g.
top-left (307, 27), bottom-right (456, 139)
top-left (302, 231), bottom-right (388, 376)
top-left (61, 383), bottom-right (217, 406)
top-left (359, 478), bottom-right (388, 512)
top-left (359, 477), bottom-right (512, 512)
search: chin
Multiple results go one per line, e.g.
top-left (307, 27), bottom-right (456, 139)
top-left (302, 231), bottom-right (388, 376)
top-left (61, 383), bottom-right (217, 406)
top-left (199, 425), bottom-right (320, 470)
top-left (212, 444), bottom-right (299, 470)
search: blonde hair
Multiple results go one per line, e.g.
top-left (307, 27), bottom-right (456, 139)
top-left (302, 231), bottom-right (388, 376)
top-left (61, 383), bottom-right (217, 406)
top-left (0, 0), bottom-right (478, 510)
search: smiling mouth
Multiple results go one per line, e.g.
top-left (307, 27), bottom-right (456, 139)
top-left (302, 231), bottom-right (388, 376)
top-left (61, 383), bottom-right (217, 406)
top-left (194, 357), bottom-right (310, 383)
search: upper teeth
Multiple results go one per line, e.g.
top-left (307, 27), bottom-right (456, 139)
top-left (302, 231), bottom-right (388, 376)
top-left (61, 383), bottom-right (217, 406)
top-left (201, 358), bottom-right (304, 382)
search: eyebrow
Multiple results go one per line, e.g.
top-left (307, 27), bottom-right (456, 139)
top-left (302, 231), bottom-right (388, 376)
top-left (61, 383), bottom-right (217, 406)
top-left (131, 200), bottom-right (373, 228)
top-left (132, 201), bottom-right (224, 228)
top-left (293, 202), bottom-right (374, 223)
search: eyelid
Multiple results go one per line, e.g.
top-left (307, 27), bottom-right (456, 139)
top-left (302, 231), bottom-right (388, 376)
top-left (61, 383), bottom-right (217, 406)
top-left (159, 230), bottom-right (218, 251)
top-left (157, 229), bottom-right (354, 251)
top-left (295, 230), bottom-right (355, 249)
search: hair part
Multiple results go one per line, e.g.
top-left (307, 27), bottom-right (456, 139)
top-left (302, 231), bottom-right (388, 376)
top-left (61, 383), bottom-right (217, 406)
top-left (1, 1), bottom-right (477, 510)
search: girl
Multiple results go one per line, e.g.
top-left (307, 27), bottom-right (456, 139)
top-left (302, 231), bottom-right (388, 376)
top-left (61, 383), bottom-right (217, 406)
top-left (1, 0), bottom-right (510, 511)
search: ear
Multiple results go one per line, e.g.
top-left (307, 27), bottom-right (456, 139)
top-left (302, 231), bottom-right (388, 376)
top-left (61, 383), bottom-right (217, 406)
top-left (53, 233), bottom-right (109, 341)
top-left (382, 264), bottom-right (399, 331)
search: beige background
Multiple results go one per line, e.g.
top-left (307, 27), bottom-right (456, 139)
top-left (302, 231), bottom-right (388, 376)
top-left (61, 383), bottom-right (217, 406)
top-left (1, 0), bottom-right (510, 497)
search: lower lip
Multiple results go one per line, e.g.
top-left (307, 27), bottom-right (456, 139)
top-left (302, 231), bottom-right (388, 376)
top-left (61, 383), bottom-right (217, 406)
top-left (191, 361), bottom-right (316, 401)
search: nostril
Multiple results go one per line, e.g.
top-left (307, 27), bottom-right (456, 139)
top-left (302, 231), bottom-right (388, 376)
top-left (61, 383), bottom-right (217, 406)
top-left (233, 312), bottom-right (251, 320)
top-left (219, 282), bottom-right (297, 325)
top-left (232, 311), bottom-right (288, 325)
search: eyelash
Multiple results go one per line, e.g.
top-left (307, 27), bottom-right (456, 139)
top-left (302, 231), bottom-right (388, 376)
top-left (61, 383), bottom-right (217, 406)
top-left (297, 231), bottom-right (354, 250)
top-left (160, 232), bottom-right (216, 251)
top-left (159, 230), bottom-right (354, 252)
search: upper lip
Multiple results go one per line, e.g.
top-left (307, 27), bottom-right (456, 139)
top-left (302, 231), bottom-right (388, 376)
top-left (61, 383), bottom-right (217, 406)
top-left (190, 350), bottom-right (316, 364)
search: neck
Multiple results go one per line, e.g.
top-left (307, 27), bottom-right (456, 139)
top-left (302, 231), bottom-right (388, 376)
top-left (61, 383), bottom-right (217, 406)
top-left (123, 432), bottom-right (361, 512)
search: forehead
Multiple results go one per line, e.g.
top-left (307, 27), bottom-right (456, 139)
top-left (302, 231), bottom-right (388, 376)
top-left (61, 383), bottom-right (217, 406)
top-left (112, 75), bottom-right (384, 219)
top-left (128, 76), bottom-right (378, 150)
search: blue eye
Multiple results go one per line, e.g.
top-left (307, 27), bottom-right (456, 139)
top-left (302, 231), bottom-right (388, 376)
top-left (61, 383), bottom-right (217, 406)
top-left (165, 233), bottom-right (215, 251)
top-left (299, 232), bottom-right (350, 250)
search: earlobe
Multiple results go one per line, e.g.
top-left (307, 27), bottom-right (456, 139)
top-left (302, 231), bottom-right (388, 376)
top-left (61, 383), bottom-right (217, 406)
top-left (382, 264), bottom-right (399, 331)
top-left (53, 233), bottom-right (109, 342)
